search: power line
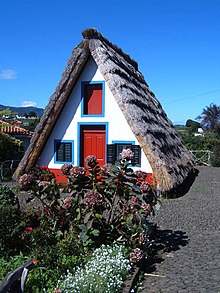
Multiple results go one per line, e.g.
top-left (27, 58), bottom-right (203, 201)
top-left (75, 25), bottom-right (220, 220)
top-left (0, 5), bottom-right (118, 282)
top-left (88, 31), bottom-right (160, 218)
top-left (164, 89), bottom-right (220, 104)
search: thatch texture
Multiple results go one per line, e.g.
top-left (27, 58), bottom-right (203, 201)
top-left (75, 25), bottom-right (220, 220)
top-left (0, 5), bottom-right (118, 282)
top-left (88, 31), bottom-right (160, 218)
top-left (14, 28), bottom-right (194, 192)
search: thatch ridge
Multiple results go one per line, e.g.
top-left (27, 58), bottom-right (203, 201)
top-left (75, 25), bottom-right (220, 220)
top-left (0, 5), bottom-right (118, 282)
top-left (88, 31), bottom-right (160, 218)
top-left (14, 28), bottom-right (194, 192)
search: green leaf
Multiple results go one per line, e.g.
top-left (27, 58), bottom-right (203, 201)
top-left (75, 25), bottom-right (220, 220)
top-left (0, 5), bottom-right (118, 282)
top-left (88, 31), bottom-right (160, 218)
top-left (91, 229), bottom-right (100, 236)
top-left (95, 213), bottom-right (102, 219)
top-left (125, 214), bottom-right (133, 224)
top-left (86, 219), bottom-right (94, 229)
top-left (84, 211), bottom-right (93, 223)
top-left (79, 224), bottom-right (87, 232)
top-left (81, 233), bottom-right (89, 243)
top-left (76, 207), bottom-right (81, 221)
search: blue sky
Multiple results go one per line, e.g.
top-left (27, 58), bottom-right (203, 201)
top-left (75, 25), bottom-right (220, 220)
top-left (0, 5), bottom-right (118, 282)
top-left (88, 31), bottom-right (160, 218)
top-left (0, 0), bottom-right (220, 124)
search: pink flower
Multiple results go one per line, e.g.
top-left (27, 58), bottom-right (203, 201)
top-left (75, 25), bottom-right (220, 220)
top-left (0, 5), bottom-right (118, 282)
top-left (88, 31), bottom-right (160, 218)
top-left (140, 182), bottom-right (151, 193)
top-left (137, 233), bottom-right (148, 245)
top-left (120, 148), bottom-right (134, 160)
top-left (141, 202), bottom-right (152, 216)
top-left (135, 170), bottom-right (147, 181)
top-left (61, 164), bottom-right (73, 176)
top-left (85, 155), bottom-right (97, 167)
top-left (84, 191), bottom-right (103, 208)
top-left (129, 196), bottom-right (139, 213)
top-left (38, 181), bottom-right (50, 187)
top-left (100, 164), bottom-right (111, 176)
top-left (129, 248), bottom-right (143, 264)
top-left (69, 166), bottom-right (86, 178)
top-left (63, 197), bottom-right (73, 209)
top-left (19, 174), bottom-right (33, 188)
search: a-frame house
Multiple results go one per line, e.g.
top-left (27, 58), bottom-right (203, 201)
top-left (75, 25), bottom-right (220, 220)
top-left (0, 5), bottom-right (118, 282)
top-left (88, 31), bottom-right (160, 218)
top-left (14, 28), bottom-right (194, 192)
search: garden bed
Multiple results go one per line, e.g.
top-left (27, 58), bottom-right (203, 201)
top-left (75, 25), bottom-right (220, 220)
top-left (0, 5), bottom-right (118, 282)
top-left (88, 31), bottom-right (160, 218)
top-left (0, 151), bottom-right (159, 292)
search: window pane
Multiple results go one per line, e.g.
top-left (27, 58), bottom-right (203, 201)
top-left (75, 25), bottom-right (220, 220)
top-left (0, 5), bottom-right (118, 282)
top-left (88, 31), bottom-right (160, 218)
top-left (84, 83), bottom-right (102, 115)
top-left (56, 142), bottom-right (72, 162)
top-left (64, 143), bottom-right (72, 162)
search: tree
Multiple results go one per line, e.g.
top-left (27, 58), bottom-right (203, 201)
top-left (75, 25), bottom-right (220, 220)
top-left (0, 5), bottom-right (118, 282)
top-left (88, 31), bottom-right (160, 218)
top-left (196, 103), bottom-right (220, 135)
top-left (0, 108), bottom-right (13, 116)
top-left (185, 119), bottom-right (200, 133)
top-left (28, 111), bottom-right (37, 118)
top-left (0, 132), bottom-right (23, 161)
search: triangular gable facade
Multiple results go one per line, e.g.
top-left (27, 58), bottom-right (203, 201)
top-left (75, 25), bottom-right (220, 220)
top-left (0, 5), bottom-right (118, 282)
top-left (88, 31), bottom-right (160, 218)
top-left (14, 28), bottom-right (194, 192)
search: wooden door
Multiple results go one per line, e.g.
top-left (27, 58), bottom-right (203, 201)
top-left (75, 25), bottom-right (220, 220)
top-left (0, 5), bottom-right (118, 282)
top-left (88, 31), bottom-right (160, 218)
top-left (82, 129), bottom-right (106, 167)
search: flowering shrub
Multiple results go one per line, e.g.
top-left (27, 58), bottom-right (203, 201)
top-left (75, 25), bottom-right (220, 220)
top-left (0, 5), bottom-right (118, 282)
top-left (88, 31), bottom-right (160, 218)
top-left (19, 150), bottom-right (158, 255)
top-left (55, 244), bottom-right (131, 293)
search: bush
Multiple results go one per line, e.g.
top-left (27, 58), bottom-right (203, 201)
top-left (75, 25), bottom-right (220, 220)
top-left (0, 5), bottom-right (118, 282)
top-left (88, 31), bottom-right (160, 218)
top-left (211, 142), bottom-right (220, 167)
top-left (11, 150), bottom-right (159, 291)
top-left (0, 185), bottom-right (25, 257)
top-left (0, 253), bottom-right (29, 281)
top-left (19, 151), bottom-right (158, 252)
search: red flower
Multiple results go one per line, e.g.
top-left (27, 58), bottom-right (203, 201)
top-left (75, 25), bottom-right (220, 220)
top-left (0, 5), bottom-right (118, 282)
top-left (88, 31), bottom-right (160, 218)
top-left (21, 226), bottom-right (33, 236)
top-left (41, 166), bottom-right (48, 170)
top-left (32, 259), bottom-right (38, 264)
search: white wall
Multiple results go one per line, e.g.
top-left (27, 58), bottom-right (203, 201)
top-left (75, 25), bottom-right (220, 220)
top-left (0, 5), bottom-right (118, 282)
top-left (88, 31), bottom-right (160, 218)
top-left (38, 57), bottom-right (152, 173)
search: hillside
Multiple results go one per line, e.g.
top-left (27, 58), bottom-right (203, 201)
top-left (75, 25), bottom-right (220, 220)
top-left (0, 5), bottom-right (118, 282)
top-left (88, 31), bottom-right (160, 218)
top-left (0, 104), bottom-right (44, 116)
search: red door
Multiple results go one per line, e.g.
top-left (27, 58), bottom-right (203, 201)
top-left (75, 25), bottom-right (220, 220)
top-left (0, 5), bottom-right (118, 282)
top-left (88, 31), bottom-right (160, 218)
top-left (82, 129), bottom-right (106, 167)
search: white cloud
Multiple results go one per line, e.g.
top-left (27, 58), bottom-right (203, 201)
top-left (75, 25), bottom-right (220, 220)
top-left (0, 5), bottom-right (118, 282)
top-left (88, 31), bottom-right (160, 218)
top-left (0, 69), bottom-right (17, 80)
top-left (21, 101), bottom-right (37, 107)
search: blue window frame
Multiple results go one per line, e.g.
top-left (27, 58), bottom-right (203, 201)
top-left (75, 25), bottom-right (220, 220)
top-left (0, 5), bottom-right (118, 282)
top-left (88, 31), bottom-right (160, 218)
top-left (81, 81), bottom-right (105, 117)
top-left (54, 140), bottom-right (74, 164)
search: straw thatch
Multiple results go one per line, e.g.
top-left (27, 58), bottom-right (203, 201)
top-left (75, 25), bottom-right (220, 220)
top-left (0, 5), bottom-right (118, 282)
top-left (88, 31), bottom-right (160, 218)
top-left (13, 28), bottom-right (194, 192)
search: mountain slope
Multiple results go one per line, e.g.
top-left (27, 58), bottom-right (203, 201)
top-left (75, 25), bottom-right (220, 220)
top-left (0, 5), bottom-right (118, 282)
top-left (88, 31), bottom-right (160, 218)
top-left (0, 104), bottom-right (44, 116)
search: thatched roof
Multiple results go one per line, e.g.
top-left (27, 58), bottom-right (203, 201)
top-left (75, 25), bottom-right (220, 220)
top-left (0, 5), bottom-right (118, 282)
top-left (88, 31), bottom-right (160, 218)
top-left (13, 28), bottom-right (194, 192)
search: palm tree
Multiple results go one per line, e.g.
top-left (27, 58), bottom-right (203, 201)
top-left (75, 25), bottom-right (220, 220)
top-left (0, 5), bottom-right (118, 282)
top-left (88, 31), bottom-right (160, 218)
top-left (197, 103), bottom-right (220, 135)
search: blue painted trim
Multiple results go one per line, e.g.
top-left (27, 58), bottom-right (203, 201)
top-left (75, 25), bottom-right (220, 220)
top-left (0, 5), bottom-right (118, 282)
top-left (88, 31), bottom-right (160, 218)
top-left (77, 122), bottom-right (109, 166)
top-left (81, 81), bottom-right (105, 117)
top-left (54, 139), bottom-right (74, 164)
top-left (112, 140), bottom-right (135, 145)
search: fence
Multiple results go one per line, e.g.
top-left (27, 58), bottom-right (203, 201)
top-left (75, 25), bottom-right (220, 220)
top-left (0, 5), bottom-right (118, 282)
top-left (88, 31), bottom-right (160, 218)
top-left (190, 150), bottom-right (213, 166)
top-left (0, 160), bottom-right (20, 181)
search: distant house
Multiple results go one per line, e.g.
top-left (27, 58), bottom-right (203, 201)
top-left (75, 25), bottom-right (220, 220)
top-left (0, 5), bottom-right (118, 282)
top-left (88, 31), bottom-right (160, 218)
top-left (0, 120), bottom-right (34, 152)
top-left (194, 128), bottom-right (204, 137)
top-left (14, 28), bottom-right (194, 192)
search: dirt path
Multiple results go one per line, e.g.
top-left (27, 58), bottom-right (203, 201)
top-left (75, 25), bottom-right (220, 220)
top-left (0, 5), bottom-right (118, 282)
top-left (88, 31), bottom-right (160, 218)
top-left (142, 166), bottom-right (220, 293)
